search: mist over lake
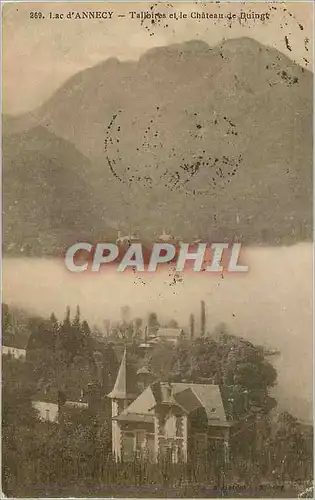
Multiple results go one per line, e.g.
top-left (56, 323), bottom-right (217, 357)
top-left (3, 243), bottom-right (312, 423)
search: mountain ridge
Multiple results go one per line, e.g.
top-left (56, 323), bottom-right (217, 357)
top-left (3, 37), bottom-right (313, 254)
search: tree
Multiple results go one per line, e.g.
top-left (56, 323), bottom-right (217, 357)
top-left (271, 412), bottom-right (311, 480)
top-left (148, 312), bottom-right (159, 336)
top-left (222, 340), bottom-right (277, 409)
top-left (171, 337), bottom-right (192, 381)
top-left (82, 320), bottom-right (91, 337)
top-left (103, 319), bottom-right (111, 336)
top-left (200, 301), bottom-right (206, 336)
top-left (27, 315), bottom-right (58, 381)
top-left (50, 312), bottom-right (58, 325)
top-left (64, 306), bottom-right (71, 328)
top-left (121, 305), bottom-right (131, 324)
top-left (189, 313), bottom-right (195, 340)
top-left (149, 341), bottom-right (176, 380)
top-left (72, 305), bottom-right (81, 328)
top-left (2, 355), bottom-right (40, 496)
top-left (167, 319), bottom-right (179, 328)
top-left (165, 330), bottom-right (278, 416)
top-left (134, 318), bottom-right (143, 337)
top-left (3, 303), bottom-right (11, 335)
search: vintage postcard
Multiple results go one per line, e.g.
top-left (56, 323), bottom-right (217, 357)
top-left (1, 1), bottom-right (313, 498)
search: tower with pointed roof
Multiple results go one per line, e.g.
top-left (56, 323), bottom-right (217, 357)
top-left (108, 348), bottom-right (139, 458)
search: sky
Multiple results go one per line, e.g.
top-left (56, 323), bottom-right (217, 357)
top-left (2, 1), bottom-right (313, 114)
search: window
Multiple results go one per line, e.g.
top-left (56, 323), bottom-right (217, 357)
top-left (147, 434), bottom-right (155, 461)
top-left (176, 417), bottom-right (183, 437)
top-left (122, 432), bottom-right (135, 459)
top-left (165, 415), bottom-right (176, 437)
top-left (136, 431), bottom-right (145, 449)
top-left (159, 415), bottom-right (166, 435)
top-left (45, 409), bottom-right (50, 421)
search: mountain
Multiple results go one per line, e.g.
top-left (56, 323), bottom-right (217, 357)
top-left (3, 37), bottom-right (312, 253)
top-left (3, 126), bottom-right (116, 255)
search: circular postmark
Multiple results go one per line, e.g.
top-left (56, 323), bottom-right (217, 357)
top-left (104, 106), bottom-right (243, 197)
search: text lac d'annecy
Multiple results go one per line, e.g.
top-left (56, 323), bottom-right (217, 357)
top-left (65, 242), bottom-right (249, 273)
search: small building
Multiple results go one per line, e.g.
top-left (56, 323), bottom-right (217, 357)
top-left (2, 345), bottom-right (26, 360)
top-left (32, 400), bottom-right (59, 423)
top-left (108, 349), bottom-right (249, 463)
top-left (32, 387), bottom-right (90, 424)
top-left (155, 327), bottom-right (185, 344)
top-left (139, 342), bottom-right (152, 349)
top-left (32, 387), bottom-right (60, 423)
top-left (2, 328), bottom-right (30, 360)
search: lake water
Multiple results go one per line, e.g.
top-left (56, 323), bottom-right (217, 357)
top-left (3, 243), bottom-right (313, 422)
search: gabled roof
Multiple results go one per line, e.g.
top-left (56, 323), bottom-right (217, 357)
top-left (173, 388), bottom-right (202, 413)
top-left (115, 381), bottom-right (228, 426)
top-left (154, 383), bottom-right (226, 423)
top-left (107, 348), bottom-right (139, 399)
top-left (114, 385), bottom-right (156, 422)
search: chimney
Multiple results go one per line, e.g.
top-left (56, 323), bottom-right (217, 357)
top-left (201, 300), bottom-right (206, 336)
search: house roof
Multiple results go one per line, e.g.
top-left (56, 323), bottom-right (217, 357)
top-left (3, 333), bottom-right (30, 350)
top-left (116, 381), bottom-right (228, 426)
top-left (3, 345), bottom-right (26, 353)
top-left (173, 388), bottom-right (203, 413)
top-left (107, 348), bottom-right (139, 399)
top-left (157, 328), bottom-right (183, 339)
top-left (118, 385), bottom-right (156, 415)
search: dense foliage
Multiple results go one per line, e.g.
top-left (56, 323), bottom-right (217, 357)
top-left (2, 304), bottom-right (313, 497)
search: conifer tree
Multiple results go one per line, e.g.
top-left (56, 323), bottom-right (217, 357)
top-left (72, 305), bottom-right (81, 328)
top-left (64, 306), bottom-right (71, 328)
top-left (189, 313), bottom-right (195, 340)
top-left (200, 301), bottom-right (206, 336)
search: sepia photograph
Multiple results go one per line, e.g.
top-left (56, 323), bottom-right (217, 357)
top-left (1, 1), bottom-right (313, 497)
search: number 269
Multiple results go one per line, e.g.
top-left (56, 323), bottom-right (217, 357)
top-left (30, 12), bottom-right (43, 19)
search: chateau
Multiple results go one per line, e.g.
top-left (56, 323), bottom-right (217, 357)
top-left (108, 349), bottom-right (249, 463)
